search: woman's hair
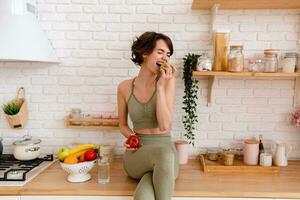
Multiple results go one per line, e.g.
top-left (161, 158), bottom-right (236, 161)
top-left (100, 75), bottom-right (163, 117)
top-left (131, 32), bottom-right (173, 66)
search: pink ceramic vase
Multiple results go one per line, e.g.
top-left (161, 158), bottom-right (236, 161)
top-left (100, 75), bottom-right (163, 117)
top-left (175, 140), bottom-right (189, 165)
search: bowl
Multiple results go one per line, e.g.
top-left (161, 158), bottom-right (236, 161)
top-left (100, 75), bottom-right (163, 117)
top-left (60, 160), bottom-right (96, 183)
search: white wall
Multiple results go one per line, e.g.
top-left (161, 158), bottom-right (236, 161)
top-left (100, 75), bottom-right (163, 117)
top-left (0, 0), bottom-right (299, 158)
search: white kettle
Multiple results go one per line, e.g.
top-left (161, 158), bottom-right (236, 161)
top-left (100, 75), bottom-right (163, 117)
top-left (273, 143), bottom-right (292, 167)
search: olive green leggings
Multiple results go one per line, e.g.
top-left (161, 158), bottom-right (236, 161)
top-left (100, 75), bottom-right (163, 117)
top-left (123, 133), bottom-right (179, 200)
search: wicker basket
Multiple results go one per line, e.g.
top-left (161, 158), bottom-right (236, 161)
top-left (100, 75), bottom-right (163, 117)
top-left (3, 87), bottom-right (28, 129)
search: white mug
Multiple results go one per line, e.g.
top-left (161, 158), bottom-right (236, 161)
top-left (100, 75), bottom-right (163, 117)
top-left (260, 153), bottom-right (272, 167)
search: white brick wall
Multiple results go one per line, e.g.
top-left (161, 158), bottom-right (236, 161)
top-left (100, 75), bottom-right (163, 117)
top-left (0, 0), bottom-right (299, 159)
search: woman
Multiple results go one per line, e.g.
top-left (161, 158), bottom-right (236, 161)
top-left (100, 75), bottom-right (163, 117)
top-left (117, 31), bottom-right (179, 200)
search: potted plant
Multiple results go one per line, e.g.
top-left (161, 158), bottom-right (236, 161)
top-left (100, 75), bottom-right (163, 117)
top-left (2, 87), bottom-right (28, 129)
top-left (182, 53), bottom-right (200, 146)
top-left (3, 102), bottom-right (21, 115)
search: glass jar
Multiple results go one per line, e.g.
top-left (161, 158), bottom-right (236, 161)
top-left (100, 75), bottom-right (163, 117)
top-left (206, 147), bottom-right (221, 161)
top-left (282, 52), bottom-right (297, 73)
top-left (255, 59), bottom-right (264, 72)
top-left (228, 45), bottom-right (244, 72)
top-left (196, 53), bottom-right (212, 71)
top-left (264, 52), bottom-right (278, 72)
top-left (70, 108), bottom-right (82, 125)
top-left (213, 29), bottom-right (230, 71)
top-left (248, 59), bottom-right (255, 72)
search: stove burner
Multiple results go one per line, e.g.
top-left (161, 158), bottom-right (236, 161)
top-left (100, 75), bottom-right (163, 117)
top-left (0, 154), bottom-right (53, 181)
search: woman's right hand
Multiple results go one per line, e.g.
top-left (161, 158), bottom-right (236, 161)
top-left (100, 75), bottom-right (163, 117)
top-left (123, 142), bottom-right (139, 151)
top-left (157, 62), bottom-right (176, 89)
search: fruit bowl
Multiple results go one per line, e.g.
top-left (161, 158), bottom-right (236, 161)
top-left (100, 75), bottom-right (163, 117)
top-left (60, 159), bottom-right (96, 183)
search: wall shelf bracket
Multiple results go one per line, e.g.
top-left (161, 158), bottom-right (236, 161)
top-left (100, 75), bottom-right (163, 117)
top-left (207, 76), bottom-right (216, 107)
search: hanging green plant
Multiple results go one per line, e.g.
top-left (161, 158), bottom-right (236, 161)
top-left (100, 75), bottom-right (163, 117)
top-left (182, 53), bottom-right (200, 146)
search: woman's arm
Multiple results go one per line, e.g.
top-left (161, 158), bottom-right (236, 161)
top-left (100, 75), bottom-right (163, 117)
top-left (117, 81), bottom-right (134, 138)
top-left (156, 66), bottom-right (176, 132)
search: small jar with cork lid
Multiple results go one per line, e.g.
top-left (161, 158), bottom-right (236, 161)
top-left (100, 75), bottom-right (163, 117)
top-left (264, 49), bottom-right (280, 73)
top-left (228, 45), bottom-right (244, 72)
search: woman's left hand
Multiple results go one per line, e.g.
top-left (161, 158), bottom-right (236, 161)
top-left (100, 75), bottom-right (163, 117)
top-left (157, 63), bottom-right (176, 89)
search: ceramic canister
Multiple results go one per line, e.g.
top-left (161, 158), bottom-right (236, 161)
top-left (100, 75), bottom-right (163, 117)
top-left (174, 140), bottom-right (189, 165)
top-left (243, 139), bottom-right (259, 165)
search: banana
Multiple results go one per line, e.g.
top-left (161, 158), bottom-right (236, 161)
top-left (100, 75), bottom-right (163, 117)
top-left (69, 144), bottom-right (99, 155)
top-left (72, 149), bottom-right (89, 158)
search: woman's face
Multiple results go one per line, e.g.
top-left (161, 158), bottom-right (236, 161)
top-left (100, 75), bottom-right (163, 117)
top-left (142, 39), bottom-right (171, 74)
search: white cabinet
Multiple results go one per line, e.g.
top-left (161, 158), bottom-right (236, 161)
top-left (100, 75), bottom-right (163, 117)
top-left (173, 198), bottom-right (271, 200)
top-left (0, 197), bottom-right (20, 200)
top-left (20, 196), bottom-right (275, 200)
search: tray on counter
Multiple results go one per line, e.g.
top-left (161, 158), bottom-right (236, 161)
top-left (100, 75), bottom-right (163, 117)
top-left (199, 154), bottom-right (280, 173)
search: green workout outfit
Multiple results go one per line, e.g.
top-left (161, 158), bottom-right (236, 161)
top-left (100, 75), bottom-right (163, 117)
top-left (123, 78), bottom-right (179, 200)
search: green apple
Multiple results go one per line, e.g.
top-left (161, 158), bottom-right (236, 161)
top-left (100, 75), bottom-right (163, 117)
top-left (160, 63), bottom-right (168, 71)
top-left (57, 147), bottom-right (70, 161)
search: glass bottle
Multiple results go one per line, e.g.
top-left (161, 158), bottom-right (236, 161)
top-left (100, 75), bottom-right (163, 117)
top-left (228, 45), bottom-right (244, 72)
top-left (259, 134), bottom-right (264, 156)
top-left (98, 156), bottom-right (110, 184)
top-left (297, 53), bottom-right (300, 72)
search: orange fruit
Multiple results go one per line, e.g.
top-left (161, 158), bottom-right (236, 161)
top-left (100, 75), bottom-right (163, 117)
top-left (63, 155), bottom-right (78, 164)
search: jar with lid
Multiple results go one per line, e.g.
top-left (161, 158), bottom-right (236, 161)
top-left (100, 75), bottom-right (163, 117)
top-left (196, 53), bottom-right (212, 71)
top-left (282, 52), bottom-right (297, 73)
top-left (228, 45), bottom-right (244, 72)
top-left (264, 52), bottom-right (278, 72)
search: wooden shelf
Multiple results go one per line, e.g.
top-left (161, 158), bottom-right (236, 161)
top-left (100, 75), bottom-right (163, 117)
top-left (192, 0), bottom-right (300, 9)
top-left (193, 71), bottom-right (300, 77)
top-left (192, 71), bottom-right (300, 107)
top-left (65, 116), bottom-right (119, 130)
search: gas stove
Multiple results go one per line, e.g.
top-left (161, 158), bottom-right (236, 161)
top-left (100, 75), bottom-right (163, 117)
top-left (0, 154), bottom-right (55, 186)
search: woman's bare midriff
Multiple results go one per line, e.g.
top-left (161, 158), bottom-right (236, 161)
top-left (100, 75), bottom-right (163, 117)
top-left (134, 127), bottom-right (169, 135)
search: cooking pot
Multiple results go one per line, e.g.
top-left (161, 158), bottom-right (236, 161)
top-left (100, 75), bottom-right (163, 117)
top-left (13, 135), bottom-right (41, 161)
top-left (0, 137), bottom-right (3, 156)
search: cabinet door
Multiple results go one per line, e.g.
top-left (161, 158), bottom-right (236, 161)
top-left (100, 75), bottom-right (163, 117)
top-left (172, 198), bottom-right (272, 200)
top-left (0, 197), bottom-right (20, 200)
top-left (20, 196), bottom-right (275, 200)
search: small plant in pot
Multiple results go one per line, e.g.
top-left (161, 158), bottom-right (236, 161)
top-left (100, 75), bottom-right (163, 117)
top-left (3, 101), bottom-right (21, 116)
top-left (175, 53), bottom-right (200, 165)
top-left (2, 87), bottom-right (28, 129)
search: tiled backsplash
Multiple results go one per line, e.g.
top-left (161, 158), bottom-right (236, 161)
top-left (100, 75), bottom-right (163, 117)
top-left (0, 0), bottom-right (299, 158)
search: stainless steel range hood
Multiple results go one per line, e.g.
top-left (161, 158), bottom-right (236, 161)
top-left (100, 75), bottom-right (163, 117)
top-left (0, 0), bottom-right (59, 63)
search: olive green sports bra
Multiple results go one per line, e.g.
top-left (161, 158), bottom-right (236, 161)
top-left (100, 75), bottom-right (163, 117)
top-left (127, 78), bottom-right (158, 129)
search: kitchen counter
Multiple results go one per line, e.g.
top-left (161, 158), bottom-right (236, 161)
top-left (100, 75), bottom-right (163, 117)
top-left (1, 159), bottom-right (300, 198)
